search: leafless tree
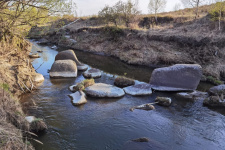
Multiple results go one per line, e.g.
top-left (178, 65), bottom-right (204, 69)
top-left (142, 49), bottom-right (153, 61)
top-left (148, 0), bottom-right (167, 22)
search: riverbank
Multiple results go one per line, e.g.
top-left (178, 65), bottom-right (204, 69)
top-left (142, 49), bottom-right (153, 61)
top-left (28, 15), bottom-right (225, 83)
top-left (0, 39), bottom-right (41, 149)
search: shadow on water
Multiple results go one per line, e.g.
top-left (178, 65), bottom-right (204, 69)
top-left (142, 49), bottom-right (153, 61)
top-left (22, 41), bottom-right (225, 150)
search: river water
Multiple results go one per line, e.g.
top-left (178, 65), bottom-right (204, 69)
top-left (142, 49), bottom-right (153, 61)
top-left (22, 41), bottom-right (225, 150)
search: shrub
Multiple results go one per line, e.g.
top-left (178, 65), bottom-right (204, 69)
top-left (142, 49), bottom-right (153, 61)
top-left (103, 26), bottom-right (124, 41)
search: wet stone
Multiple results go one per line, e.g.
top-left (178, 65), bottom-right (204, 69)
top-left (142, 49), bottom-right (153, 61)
top-left (155, 97), bottom-right (172, 107)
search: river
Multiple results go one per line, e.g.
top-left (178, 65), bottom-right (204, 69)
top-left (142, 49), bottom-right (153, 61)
top-left (21, 41), bottom-right (225, 150)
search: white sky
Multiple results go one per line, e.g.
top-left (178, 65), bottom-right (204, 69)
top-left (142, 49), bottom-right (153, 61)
top-left (76, 0), bottom-right (182, 17)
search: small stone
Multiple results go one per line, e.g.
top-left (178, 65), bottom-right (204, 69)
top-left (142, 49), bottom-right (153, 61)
top-left (114, 76), bottom-right (135, 88)
top-left (25, 116), bottom-right (35, 123)
top-left (83, 68), bottom-right (101, 78)
top-left (123, 83), bottom-right (152, 96)
top-left (155, 97), bottom-right (172, 107)
top-left (85, 83), bottom-right (125, 98)
top-left (176, 91), bottom-right (208, 100)
top-left (33, 73), bottom-right (44, 83)
top-left (130, 103), bottom-right (155, 111)
top-left (68, 91), bottom-right (87, 106)
top-left (132, 138), bottom-right (149, 142)
top-left (29, 53), bottom-right (40, 58)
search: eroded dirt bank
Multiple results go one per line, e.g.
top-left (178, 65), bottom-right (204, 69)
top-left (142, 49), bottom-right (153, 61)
top-left (0, 40), bottom-right (39, 149)
top-left (29, 17), bottom-right (225, 83)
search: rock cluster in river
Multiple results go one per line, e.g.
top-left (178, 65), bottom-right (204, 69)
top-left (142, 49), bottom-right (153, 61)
top-left (55, 50), bottom-right (88, 71)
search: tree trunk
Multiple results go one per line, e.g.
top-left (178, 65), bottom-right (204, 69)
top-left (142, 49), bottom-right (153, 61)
top-left (154, 11), bottom-right (158, 25)
top-left (219, 9), bottom-right (221, 30)
top-left (195, 0), bottom-right (200, 19)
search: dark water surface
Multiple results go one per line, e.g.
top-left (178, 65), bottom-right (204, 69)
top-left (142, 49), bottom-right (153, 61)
top-left (22, 41), bottom-right (225, 150)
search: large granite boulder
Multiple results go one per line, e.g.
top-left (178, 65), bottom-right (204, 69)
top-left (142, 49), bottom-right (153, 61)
top-left (55, 50), bottom-right (88, 71)
top-left (150, 64), bottom-right (202, 91)
top-left (49, 60), bottom-right (77, 78)
top-left (208, 84), bottom-right (225, 96)
top-left (83, 68), bottom-right (101, 78)
top-left (68, 91), bottom-right (87, 106)
top-left (123, 83), bottom-right (152, 96)
top-left (85, 83), bottom-right (125, 98)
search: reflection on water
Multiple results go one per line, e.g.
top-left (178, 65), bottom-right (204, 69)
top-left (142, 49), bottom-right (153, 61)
top-left (22, 41), bottom-right (225, 150)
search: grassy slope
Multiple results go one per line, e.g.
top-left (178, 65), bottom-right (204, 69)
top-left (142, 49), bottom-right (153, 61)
top-left (0, 39), bottom-right (36, 149)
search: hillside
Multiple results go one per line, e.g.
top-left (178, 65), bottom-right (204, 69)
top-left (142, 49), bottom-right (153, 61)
top-left (28, 3), bottom-right (225, 84)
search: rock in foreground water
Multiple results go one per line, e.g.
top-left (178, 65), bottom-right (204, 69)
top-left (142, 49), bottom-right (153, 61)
top-left (150, 64), bottom-right (202, 91)
top-left (123, 83), bottom-right (152, 96)
top-left (155, 97), bottom-right (172, 107)
top-left (33, 73), bottom-right (44, 83)
top-left (176, 91), bottom-right (208, 100)
top-left (203, 96), bottom-right (225, 107)
top-left (55, 50), bottom-right (88, 71)
top-left (68, 91), bottom-right (87, 106)
top-left (83, 68), bottom-right (101, 78)
top-left (130, 103), bottom-right (155, 111)
top-left (49, 60), bottom-right (77, 78)
top-left (85, 83), bottom-right (125, 98)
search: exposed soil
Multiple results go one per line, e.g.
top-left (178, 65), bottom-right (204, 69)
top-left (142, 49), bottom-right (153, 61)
top-left (29, 15), bottom-right (225, 81)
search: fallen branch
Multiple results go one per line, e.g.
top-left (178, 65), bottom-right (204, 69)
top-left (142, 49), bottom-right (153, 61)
top-left (21, 81), bottom-right (32, 93)
top-left (18, 82), bottom-right (25, 93)
top-left (35, 62), bottom-right (44, 72)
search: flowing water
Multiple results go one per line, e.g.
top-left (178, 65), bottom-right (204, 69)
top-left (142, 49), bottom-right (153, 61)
top-left (22, 41), bottom-right (225, 150)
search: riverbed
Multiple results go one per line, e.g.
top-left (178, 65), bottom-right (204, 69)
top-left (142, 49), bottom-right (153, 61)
top-left (22, 41), bottom-right (225, 150)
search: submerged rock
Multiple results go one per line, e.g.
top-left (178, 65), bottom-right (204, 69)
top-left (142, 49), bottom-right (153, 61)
top-left (114, 76), bottom-right (135, 88)
top-left (49, 60), bottom-right (77, 78)
top-left (132, 138), bottom-right (150, 142)
top-left (25, 116), bottom-right (47, 132)
top-left (130, 103), bottom-right (155, 111)
top-left (37, 38), bottom-right (48, 44)
top-left (208, 84), bottom-right (225, 96)
top-left (203, 96), bottom-right (225, 107)
top-left (176, 91), bottom-right (208, 100)
top-left (68, 91), bottom-right (87, 106)
top-left (150, 64), bottom-right (202, 91)
top-left (55, 50), bottom-right (88, 71)
top-left (29, 53), bottom-right (40, 58)
top-left (155, 97), bottom-right (172, 107)
top-left (33, 73), bottom-right (44, 83)
top-left (123, 83), bottom-right (152, 96)
top-left (83, 68), bottom-right (101, 78)
top-left (85, 83), bottom-right (125, 98)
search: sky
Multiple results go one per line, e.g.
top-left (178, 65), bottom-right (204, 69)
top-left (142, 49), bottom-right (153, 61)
top-left (75, 0), bottom-right (182, 17)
